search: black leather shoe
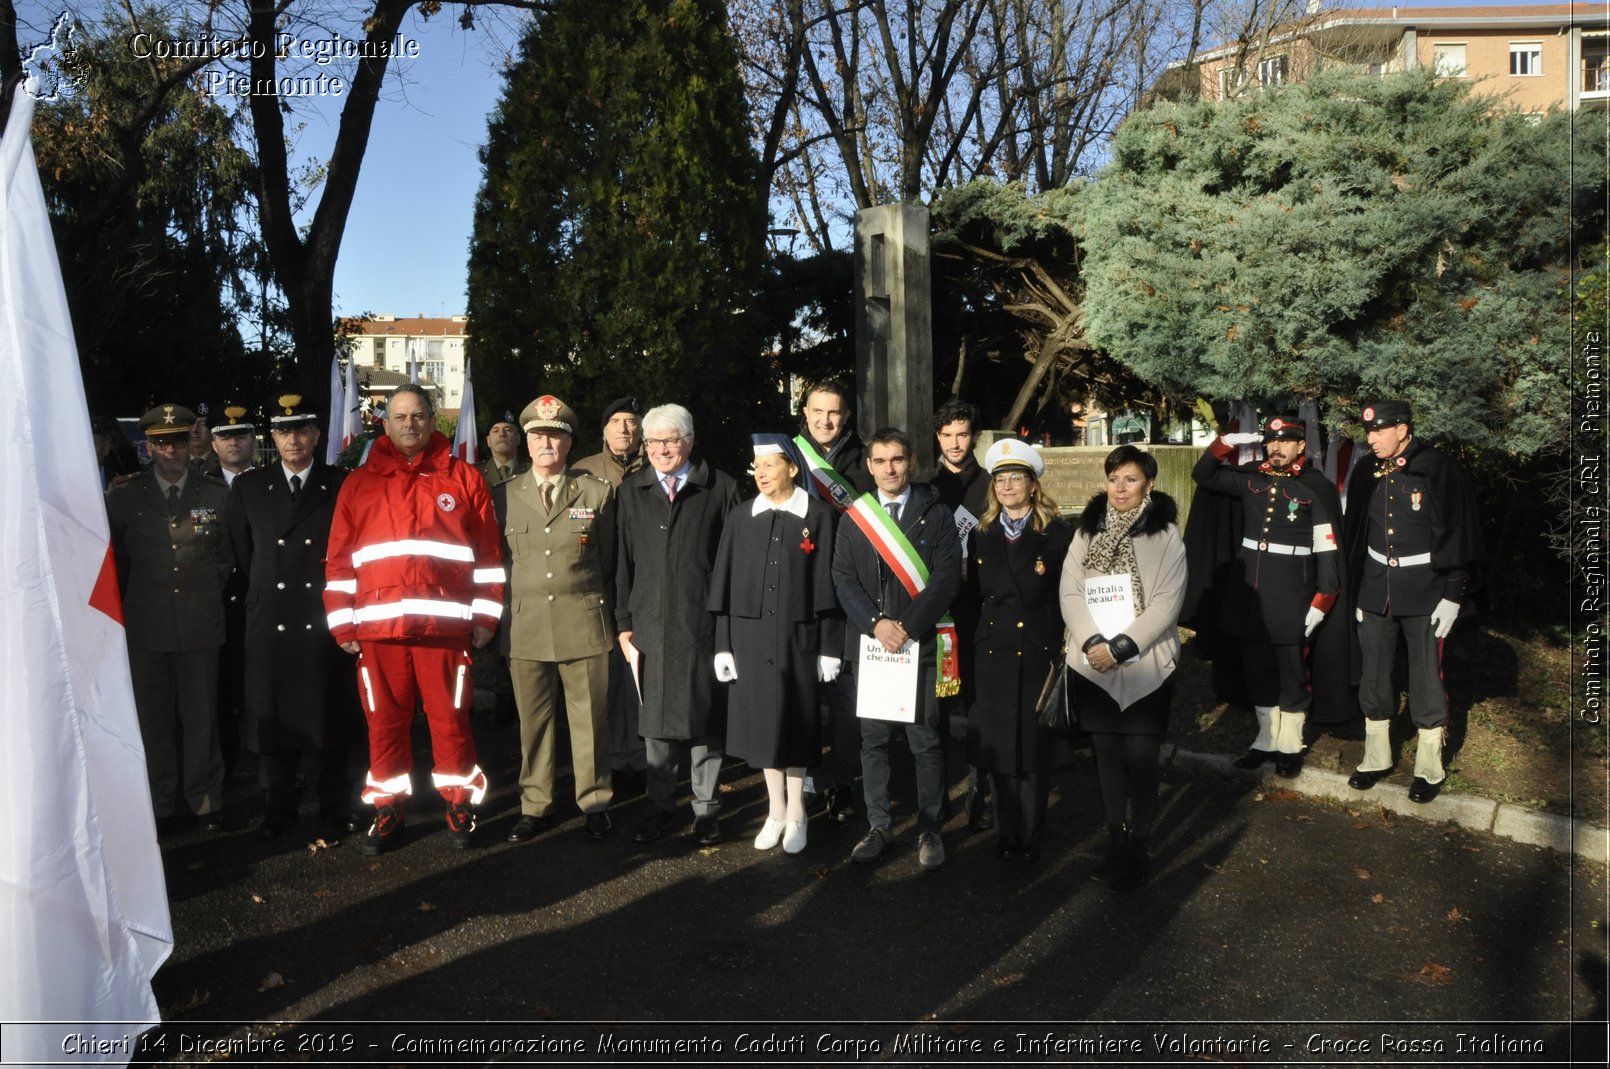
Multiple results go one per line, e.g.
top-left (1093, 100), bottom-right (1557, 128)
top-left (1020, 842), bottom-right (1041, 864)
top-left (1348, 767), bottom-right (1393, 791)
top-left (633, 808), bottom-right (673, 844)
top-left (506, 814), bottom-right (554, 843)
top-left (966, 790), bottom-right (994, 831)
top-left (824, 786), bottom-right (857, 825)
top-left (318, 807), bottom-right (359, 835)
top-left (995, 837), bottom-right (1022, 861)
top-left (1274, 751), bottom-right (1305, 778)
top-left (201, 812), bottom-right (225, 833)
top-left (584, 812), bottom-right (612, 841)
top-left (1408, 777), bottom-right (1443, 804)
top-left (693, 814), bottom-right (722, 845)
top-left (1233, 748), bottom-right (1275, 770)
top-left (257, 813), bottom-right (296, 841)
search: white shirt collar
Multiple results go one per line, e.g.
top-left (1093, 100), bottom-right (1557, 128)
top-left (282, 462), bottom-right (311, 486)
top-left (659, 463), bottom-right (692, 489)
top-left (877, 486), bottom-right (911, 509)
top-left (751, 485), bottom-right (809, 518)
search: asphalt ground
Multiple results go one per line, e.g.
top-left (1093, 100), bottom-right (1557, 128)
top-left (114, 711), bottom-right (1608, 1068)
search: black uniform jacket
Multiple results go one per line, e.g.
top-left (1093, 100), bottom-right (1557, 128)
top-left (830, 482), bottom-right (962, 662)
top-left (225, 461), bottom-right (361, 752)
top-left (1344, 438), bottom-right (1485, 617)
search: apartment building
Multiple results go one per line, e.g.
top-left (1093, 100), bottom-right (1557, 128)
top-left (1151, 2), bottom-right (1609, 114)
top-left (343, 314), bottom-right (470, 418)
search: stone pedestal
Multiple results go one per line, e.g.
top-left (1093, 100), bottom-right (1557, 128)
top-left (854, 204), bottom-right (934, 470)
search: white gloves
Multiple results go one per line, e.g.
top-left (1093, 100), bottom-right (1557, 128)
top-left (1356, 607), bottom-right (1364, 623)
top-left (1430, 599), bottom-right (1460, 639)
top-left (1304, 606), bottom-right (1325, 638)
top-left (1221, 432), bottom-right (1263, 447)
top-left (818, 656), bottom-right (842, 683)
top-left (714, 652), bottom-right (738, 682)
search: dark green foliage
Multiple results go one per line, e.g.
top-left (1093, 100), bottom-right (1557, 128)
top-left (466, 0), bottom-right (766, 464)
top-left (1081, 69), bottom-right (1603, 456)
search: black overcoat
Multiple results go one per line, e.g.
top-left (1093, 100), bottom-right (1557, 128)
top-left (614, 459), bottom-right (743, 740)
top-left (709, 493), bottom-right (844, 768)
top-left (225, 462), bottom-right (362, 752)
top-left (965, 517), bottom-right (1074, 775)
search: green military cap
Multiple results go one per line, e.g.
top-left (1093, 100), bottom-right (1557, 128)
top-left (138, 403), bottom-right (197, 439)
top-left (519, 394), bottom-right (578, 435)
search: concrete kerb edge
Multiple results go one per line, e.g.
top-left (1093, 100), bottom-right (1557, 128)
top-left (1164, 744), bottom-right (1609, 862)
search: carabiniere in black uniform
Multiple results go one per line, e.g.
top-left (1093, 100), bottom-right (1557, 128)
top-left (1192, 416), bottom-right (1340, 777)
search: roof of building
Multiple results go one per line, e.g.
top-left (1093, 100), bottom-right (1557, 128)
top-left (351, 316), bottom-right (469, 337)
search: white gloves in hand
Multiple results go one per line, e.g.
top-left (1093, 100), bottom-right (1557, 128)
top-left (818, 656), bottom-right (842, 683)
top-left (1221, 432), bottom-right (1263, 447)
top-left (1356, 607), bottom-right (1364, 623)
top-left (1304, 605), bottom-right (1326, 638)
top-left (714, 652), bottom-right (738, 682)
top-left (1430, 599), bottom-right (1460, 639)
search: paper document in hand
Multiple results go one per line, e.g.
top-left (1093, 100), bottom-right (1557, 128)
top-left (1085, 573), bottom-right (1137, 639)
top-left (626, 644), bottom-right (643, 701)
top-left (953, 505), bottom-right (979, 554)
top-left (855, 633), bottom-right (919, 722)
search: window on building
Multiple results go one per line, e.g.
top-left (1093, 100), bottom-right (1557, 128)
top-left (423, 360), bottom-right (446, 383)
top-left (1433, 43), bottom-right (1467, 77)
top-left (1509, 42), bottom-right (1542, 77)
top-left (1218, 66), bottom-right (1248, 98)
top-left (1258, 54), bottom-right (1288, 88)
top-left (1587, 36), bottom-right (1610, 92)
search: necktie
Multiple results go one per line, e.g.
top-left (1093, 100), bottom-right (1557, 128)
top-left (500, 464), bottom-right (512, 482)
top-left (289, 473), bottom-right (302, 500)
top-left (541, 480), bottom-right (554, 511)
top-left (666, 475), bottom-right (679, 503)
top-left (885, 500), bottom-right (901, 524)
top-left (166, 484), bottom-right (181, 516)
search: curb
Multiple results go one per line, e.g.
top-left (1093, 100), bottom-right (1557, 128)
top-left (1163, 744), bottom-right (1609, 862)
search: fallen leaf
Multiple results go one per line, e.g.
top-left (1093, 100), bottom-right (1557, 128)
top-left (698, 846), bottom-right (719, 857)
top-left (307, 838), bottom-right (333, 855)
top-left (258, 972), bottom-right (285, 992)
top-left (992, 972), bottom-right (1025, 989)
top-left (1412, 960), bottom-right (1452, 985)
top-left (1371, 893), bottom-right (1385, 904)
top-left (1354, 868), bottom-right (1371, 881)
top-left (1266, 788), bottom-right (1301, 802)
top-left (418, 901), bottom-right (436, 912)
top-left (250, 894), bottom-right (265, 905)
top-left (1352, 821), bottom-right (1372, 830)
top-left (1377, 805), bottom-right (1393, 825)
top-left (813, 866), bottom-right (830, 880)
top-left (717, 782), bottom-right (736, 793)
top-left (1447, 907), bottom-right (1466, 923)
top-left (1252, 791), bottom-right (1266, 802)
top-left (313, 889), bottom-right (333, 898)
top-left (1295, 814), bottom-right (1312, 822)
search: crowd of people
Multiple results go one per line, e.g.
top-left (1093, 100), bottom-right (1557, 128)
top-left (105, 381), bottom-right (1483, 890)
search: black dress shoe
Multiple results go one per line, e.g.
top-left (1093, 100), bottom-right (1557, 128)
top-left (1274, 751), bottom-right (1305, 778)
top-left (995, 837), bottom-right (1023, 861)
top-left (257, 813), bottom-right (297, 841)
top-left (1020, 842), bottom-right (1041, 864)
top-left (693, 814), bottom-right (721, 845)
top-left (824, 786), bottom-right (857, 825)
top-left (507, 814), bottom-right (554, 843)
top-left (318, 807), bottom-right (359, 835)
top-left (633, 808), bottom-right (673, 844)
top-left (584, 812), bottom-right (612, 841)
top-left (1408, 776), bottom-right (1443, 804)
top-left (1233, 748), bottom-right (1275, 770)
top-left (1348, 767), bottom-right (1393, 791)
top-left (966, 790), bottom-right (995, 831)
top-left (201, 812), bottom-right (225, 833)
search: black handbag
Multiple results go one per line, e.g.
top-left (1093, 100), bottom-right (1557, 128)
top-left (1035, 660), bottom-right (1075, 733)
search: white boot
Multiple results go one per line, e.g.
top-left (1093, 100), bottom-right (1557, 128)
top-left (1233, 706), bottom-right (1279, 769)
top-left (1413, 727), bottom-right (1446, 784)
top-left (1273, 709), bottom-right (1305, 777)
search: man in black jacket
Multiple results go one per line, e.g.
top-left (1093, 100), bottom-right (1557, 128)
top-left (832, 428), bottom-right (962, 869)
top-left (1344, 400), bottom-right (1484, 803)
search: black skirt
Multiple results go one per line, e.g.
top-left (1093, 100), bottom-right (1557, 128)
top-left (1075, 673), bottom-right (1174, 737)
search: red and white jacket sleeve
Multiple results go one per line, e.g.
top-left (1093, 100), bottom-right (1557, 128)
top-left (464, 469), bottom-right (505, 628)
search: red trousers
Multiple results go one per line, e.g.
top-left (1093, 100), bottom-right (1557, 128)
top-left (356, 637), bottom-right (484, 803)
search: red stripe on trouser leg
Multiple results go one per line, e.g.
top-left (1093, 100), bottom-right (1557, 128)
top-left (357, 641), bottom-right (419, 785)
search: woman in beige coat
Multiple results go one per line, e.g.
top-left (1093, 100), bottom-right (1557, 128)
top-left (1061, 445), bottom-right (1187, 892)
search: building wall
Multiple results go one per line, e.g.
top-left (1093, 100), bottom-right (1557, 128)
top-left (1415, 27), bottom-right (1574, 113)
top-left (348, 316), bottom-right (470, 415)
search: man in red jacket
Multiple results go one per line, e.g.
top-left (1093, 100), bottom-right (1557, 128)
top-left (324, 385), bottom-right (505, 854)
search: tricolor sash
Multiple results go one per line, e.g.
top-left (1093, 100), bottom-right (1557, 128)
top-left (795, 435), bottom-right (960, 695)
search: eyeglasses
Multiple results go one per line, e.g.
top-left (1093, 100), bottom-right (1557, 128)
top-left (147, 438), bottom-right (189, 451)
top-left (992, 472), bottom-right (1030, 486)
top-left (644, 436), bottom-right (685, 448)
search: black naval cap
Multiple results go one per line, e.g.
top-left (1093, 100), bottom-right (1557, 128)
top-left (211, 402), bottom-right (255, 436)
top-left (1359, 400), bottom-right (1412, 430)
top-left (1262, 415), bottom-right (1306, 441)
top-left (138, 403), bottom-right (197, 439)
top-left (266, 391), bottom-right (320, 429)
top-left (601, 396), bottom-right (641, 425)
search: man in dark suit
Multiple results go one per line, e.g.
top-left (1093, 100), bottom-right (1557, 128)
top-left (226, 394), bottom-right (362, 840)
top-left (831, 428), bottom-right (962, 869)
top-left (107, 403), bottom-right (234, 834)
top-left (496, 395), bottom-right (617, 843)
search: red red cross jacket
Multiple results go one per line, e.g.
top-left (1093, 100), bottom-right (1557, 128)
top-left (324, 431), bottom-right (505, 644)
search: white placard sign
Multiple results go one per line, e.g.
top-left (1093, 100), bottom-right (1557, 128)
top-left (855, 633), bottom-right (920, 722)
top-left (953, 505), bottom-right (979, 554)
top-left (1085, 573), bottom-right (1137, 640)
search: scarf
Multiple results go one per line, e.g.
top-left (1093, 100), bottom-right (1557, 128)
top-left (1083, 496), bottom-right (1150, 612)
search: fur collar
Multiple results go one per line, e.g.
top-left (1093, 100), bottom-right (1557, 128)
top-left (1077, 490), bottom-right (1178, 538)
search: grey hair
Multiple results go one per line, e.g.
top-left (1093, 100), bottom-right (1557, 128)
top-left (391, 383), bottom-right (436, 420)
top-left (642, 403), bottom-right (695, 440)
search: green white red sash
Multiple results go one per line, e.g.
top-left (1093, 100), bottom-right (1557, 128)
top-left (795, 436), bottom-right (960, 697)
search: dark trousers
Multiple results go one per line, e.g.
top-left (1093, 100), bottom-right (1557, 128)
top-left (1239, 639), bottom-right (1311, 710)
top-left (259, 748), bottom-right (350, 818)
top-left (644, 735), bottom-right (723, 817)
top-left (988, 770), bottom-right (1049, 846)
top-left (129, 646), bottom-right (224, 818)
top-left (860, 711), bottom-right (945, 836)
top-left (1358, 610), bottom-right (1447, 729)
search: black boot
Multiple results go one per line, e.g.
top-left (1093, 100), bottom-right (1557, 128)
top-left (1110, 835), bottom-right (1150, 893)
top-left (1091, 825), bottom-right (1127, 883)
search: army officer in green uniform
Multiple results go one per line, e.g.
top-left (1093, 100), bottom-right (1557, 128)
top-left (495, 395), bottom-right (618, 843)
top-left (107, 403), bottom-right (235, 833)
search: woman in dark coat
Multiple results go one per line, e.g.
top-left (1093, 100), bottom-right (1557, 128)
top-left (965, 440), bottom-right (1073, 862)
top-left (1060, 445), bottom-right (1188, 893)
top-left (710, 434), bottom-right (843, 855)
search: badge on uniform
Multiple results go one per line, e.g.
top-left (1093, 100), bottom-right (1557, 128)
top-left (568, 507), bottom-right (595, 521)
top-left (1287, 499), bottom-right (1300, 522)
top-left (579, 534), bottom-right (589, 546)
top-left (800, 527), bottom-right (816, 554)
top-left (1034, 558), bottom-right (1046, 575)
top-left (189, 507), bottom-right (217, 530)
top-left (1410, 490), bottom-right (1422, 511)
